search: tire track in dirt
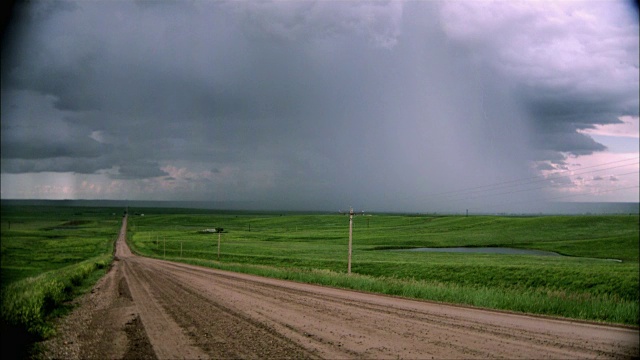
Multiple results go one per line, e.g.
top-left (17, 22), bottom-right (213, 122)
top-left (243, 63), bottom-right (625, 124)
top-left (150, 260), bottom-right (639, 359)
top-left (38, 218), bottom-right (156, 360)
top-left (124, 257), bottom-right (317, 359)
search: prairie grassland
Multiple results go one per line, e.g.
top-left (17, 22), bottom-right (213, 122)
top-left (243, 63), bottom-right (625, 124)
top-left (127, 211), bottom-right (639, 325)
top-left (1, 204), bottom-right (637, 351)
top-left (1, 205), bottom-right (120, 352)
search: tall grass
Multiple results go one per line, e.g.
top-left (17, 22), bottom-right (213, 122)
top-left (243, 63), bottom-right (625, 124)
top-left (1, 255), bottom-right (111, 338)
top-left (1, 205), bottom-right (120, 356)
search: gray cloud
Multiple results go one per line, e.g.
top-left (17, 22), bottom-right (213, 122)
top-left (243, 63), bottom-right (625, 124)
top-left (535, 163), bottom-right (557, 171)
top-left (1, 0), bottom-right (638, 210)
top-left (532, 127), bottom-right (607, 156)
top-left (1, 129), bottom-right (109, 160)
top-left (112, 161), bottom-right (169, 180)
top-left (1, 157), bottom-right (111, 174)
top-left (441, 0), bottom-right (639, 160)
top-left (0, 90), bottom-right (111, 172)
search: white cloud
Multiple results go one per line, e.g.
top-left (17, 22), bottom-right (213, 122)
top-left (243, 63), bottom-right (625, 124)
top-left (440, 1), bottom-right (638, 91)
top-left (538, 151), bottom-right (639, 202)
top-left (579, 116), bottom-right (640, 138)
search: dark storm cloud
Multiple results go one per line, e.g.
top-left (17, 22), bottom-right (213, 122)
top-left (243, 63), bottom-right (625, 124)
top-left (1, 0), bottom-right (638, 210)
top-left (531, 123), bottom-right (608, 157)
top-left (0, 135), bottom-right (109, 160)
top-left (520, 83), bottom-right (636, 157)
top-left (1, 121), bottom-right (109, 161)
top-left (1, 157), bottom-right (111, 174)
top-left (1, 1), bottom-right (89, 106)
top-left (0, 89), bottom-right (112, 174)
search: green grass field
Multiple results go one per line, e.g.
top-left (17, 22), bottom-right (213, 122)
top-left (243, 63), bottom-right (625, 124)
top-left (126, 210), bottom-right (640, 325)
top-left (1, 205), bottom-right (638, 355)
top-left (1, 205), bottom-right (122, 286)
top-left (1, 205), bottom-right (121, 356)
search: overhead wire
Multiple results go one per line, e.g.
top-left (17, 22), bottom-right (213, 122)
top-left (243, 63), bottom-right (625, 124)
top-left (427, 157), bottom-right (637, 198)
top-left (478, 185), bottom-right (640, 211)
top-left (447, 171), bottom-right (639, 204)
top-left (441, 164), bottom-right (639, 203)
top-left (409, 156), bottom-right (639, 203)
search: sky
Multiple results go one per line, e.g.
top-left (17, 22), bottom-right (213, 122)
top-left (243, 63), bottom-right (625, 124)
top-left (1, 0), bottom-right (638, 213)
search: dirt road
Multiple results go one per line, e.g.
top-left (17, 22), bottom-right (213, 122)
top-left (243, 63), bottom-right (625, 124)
top-left (40, 216), bottom-right (639, 359)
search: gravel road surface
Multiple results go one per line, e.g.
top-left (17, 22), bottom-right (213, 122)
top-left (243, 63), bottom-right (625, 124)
top-left (39, 216), bottom-right (639, 359)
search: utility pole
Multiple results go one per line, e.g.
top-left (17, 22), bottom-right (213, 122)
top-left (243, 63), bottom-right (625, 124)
top-left (217, 231), bottom-right (221, 261)
top-left (342, 207), bottom-right (365, 275)
top-left (348, 207), bottom-right (354, 274)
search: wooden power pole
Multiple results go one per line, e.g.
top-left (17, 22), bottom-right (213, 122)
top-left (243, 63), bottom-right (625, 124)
top-left (342, 207), bottom-right (363, 275)
top-left (348, 207), bottom-right (354, 274)
top-left (217, 231), bottom-right (221, 261)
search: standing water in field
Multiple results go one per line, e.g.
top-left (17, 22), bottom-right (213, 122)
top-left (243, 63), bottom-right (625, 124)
top-left (391, 248), bottom-right (623, 262)
top-left (393, 247), bottom-right (562, 256)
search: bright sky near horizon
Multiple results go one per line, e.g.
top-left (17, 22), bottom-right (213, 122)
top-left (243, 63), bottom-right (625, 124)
top-left (1, 0), bottom-right (638, 212)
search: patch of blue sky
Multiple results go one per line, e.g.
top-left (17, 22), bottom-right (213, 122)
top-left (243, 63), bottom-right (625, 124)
top-left (591, 135), bottom-right (640, 153)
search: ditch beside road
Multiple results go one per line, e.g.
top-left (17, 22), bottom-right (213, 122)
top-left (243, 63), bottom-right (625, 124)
top-left (39, 216), bottom-right (639, 359)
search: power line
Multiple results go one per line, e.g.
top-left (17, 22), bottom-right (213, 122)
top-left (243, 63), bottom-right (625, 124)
top-left (460, 171), bottom-right (638, 201)
top-left (544, 185), bottom-right (640, 201)
top-left (436, 158), bottom-right (638, 199)
top-left (441, 167), bottom-right (639, 203)
top-left (411, 157), bottom-right (639, 203)
top-left (447, 171), bottom-right (638, 204)
top-left (478, 185), bottom-right (640, 211)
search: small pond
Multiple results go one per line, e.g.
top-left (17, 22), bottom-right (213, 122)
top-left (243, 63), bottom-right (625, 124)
top-left (388, 247), bottom-right (622, 262)
top-left (392, 247), bottom-right (561, 256)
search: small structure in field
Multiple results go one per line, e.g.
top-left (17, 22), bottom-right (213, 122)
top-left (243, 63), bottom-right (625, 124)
top-left (201, 228), bottom-right (223, 233)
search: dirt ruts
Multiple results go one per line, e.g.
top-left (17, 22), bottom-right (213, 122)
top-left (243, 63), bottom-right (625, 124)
top-left (38, 216), bottom-right (639, 359)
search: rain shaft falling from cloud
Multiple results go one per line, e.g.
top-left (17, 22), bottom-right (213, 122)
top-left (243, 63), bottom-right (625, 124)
top-left (1, 1), bottom-right (638, 211)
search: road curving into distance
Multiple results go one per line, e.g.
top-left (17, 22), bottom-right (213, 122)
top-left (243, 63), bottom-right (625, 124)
top-left (42, 216), bottom-right (639, 359)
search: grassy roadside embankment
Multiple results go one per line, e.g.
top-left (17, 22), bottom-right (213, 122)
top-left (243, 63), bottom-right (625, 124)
top-left (126, 211), bottom-right (639, 326)
top-left (0, 205), bottom-right (120, 357)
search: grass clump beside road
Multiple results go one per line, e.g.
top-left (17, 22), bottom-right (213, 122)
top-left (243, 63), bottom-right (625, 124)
top-left (1, 256), bottom-right (111, 336)
top-left (0, 205), bottom-right (120, 357)
top-left (128, 211), bottom-right (639, 325)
